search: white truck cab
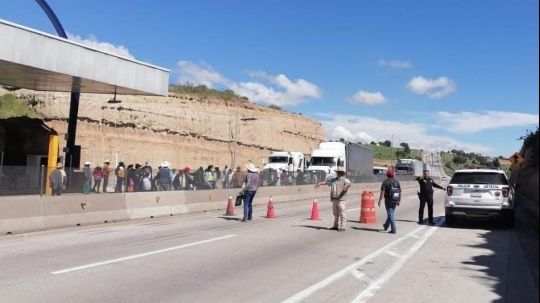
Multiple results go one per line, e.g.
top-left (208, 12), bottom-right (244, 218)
top-left (263, 151), bottom-right (306, 173)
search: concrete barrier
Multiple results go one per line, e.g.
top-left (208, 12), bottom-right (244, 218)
top-left (41, 193), bottom-right (130, 229)
top-left (125, 191), bottom-right (187, 219)
top-left (0, 195), bottom-right (44, 234)
top-left (0, 181), bottom-right (419, 235)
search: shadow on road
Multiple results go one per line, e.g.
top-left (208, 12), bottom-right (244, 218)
top-left (294, 224), bottom-right (334, 231)
top-left (350, 226), bottom-right (384, 233)
top-left (439, 218), bottom-right (538, 303)
top-left (217, 216), bottom-right (242, 221)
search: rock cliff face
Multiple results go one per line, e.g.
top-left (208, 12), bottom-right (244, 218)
top-left (2, 88), bottom-right (325, 169)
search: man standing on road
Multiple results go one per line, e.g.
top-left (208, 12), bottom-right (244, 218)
top-left (315, 167), bottom-right (351, 232)
top-left (416, 169), bottom-right (445, 225)
top-left (378, 169), bottom-right (401, 234)
top-left (241, 163), bottom-right (260, 222)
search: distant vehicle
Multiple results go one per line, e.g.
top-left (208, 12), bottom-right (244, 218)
top-left (307, 140), bottom-right (373, 180)
top-left (373, 166), bottom-right (388, 175)
top-left (445, 169), bottom-right (514, 226)
top-left (262, 151), bottom-right (307, 173)
top-left (395, 159), bottom-right (423, 176)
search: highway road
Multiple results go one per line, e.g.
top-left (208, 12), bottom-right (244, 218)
top-left (0, 187), bottom-right (537, 302)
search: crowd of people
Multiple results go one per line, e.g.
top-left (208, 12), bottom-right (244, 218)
top-left (76, 160), bottom-right (325, 194)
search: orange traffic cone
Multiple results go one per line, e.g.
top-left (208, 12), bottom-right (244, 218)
top-left (266, 197), bottom-right (276, 218)
top-left (310, 199), bottom-right (321, 220)
top-left (225, 195), bottom-right (234, 216)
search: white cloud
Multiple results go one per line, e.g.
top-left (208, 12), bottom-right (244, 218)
top-left (176, 61), bottom-right (322, 106)
top-left (407, 76), bottom-right (456, 98)
top-left (348, 90), bottom-right (387, 105)
top-left (436, 111), bottom-right (539, 133)
top-left (378, 59), bottom-right (413, 69)
top-left (67, 33), bottom-right (135, 59)
top-left (317, 113), bottom-right (490, 153)
top-left (176, 61), bottom-right (229, 88)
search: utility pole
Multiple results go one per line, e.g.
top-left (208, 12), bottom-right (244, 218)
top-left (232, 104), bottom-right (239, 169)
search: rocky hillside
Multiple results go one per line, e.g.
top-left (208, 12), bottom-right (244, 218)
top-left (1, 88), bottom-right (326, 169)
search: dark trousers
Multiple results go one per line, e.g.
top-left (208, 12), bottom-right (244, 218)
top-left (419, 194), bottom-right (434, 223)
top-left (52, 187), bottom-right (62, 196)
top-left (243, 190), bottom-right (256, 220)
top-left (115, 177), bottom-right (125, 193)
top-left (103, 176), bottom-right (109, 193)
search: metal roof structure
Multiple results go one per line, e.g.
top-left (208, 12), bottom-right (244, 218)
top-left (0, 19), bottom-right (169, 96)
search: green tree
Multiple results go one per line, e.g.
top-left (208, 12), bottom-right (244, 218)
top-left (383, 140), bottom-right (392, 147)
top-left (400, 142), bottom-right (411, 155)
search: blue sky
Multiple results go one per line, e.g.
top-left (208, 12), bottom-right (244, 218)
top-left (1, 0), bottom-right (538, 156)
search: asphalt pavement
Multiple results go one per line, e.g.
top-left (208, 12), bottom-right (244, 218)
top-left (0, 187), bottom-right (537, 303)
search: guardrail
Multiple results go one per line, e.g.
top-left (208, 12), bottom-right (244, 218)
top-left (0, 181), bottom-right (419, 235)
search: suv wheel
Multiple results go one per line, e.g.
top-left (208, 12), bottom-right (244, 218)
top-left (445, 210), bottom-right (455, 226)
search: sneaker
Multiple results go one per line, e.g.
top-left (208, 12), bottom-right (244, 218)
top-left (241, 218), bottom-right (247, 222)
top-left (383, 223), bottom-right (389, 231)
top-left (429, 221), bottom-right (436, 225)
top-left (417, 220), bottom-right (423, 224)
top-left (389, 230), bottom-right (396, 234)
top-left (338, 228), bottom-right (346, 232)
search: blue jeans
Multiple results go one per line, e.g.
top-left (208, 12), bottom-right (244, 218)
top-left (243, 191), bottom-right (256, 220)
top-left (385, 206), bottom-right (396, 232)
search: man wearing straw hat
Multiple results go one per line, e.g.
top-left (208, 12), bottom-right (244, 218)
top-left (49, 162), bottom-right (66, 196)
top-left (315, 166), bottom-right (351, 231)
top-left (241, 163), bottom-right (260, 222)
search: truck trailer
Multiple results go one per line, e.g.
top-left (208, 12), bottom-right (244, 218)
top-left (307, 140), bottom-right (373, 180)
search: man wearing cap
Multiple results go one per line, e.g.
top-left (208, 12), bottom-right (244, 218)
top-left (416, 170), bottom-right (445, 225)
top-left (49, 162), bottom-right (66, 196)
top-left (241, 163), bottom-right (260, 222)
top-left (82, 162), bottom-right (92, 194)
top-left (315, 166), bottom-right (351, 231)
top-left (102, 160), bottom-right (113, 193)
top-left (378, 170), bottom-right (401, 234)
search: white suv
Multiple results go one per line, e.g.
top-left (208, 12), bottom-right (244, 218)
top-left (445, 169), bottom-right (514, 226)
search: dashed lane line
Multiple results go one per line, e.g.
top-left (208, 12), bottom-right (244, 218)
top-left (51, 234), bottom-right (236, 275)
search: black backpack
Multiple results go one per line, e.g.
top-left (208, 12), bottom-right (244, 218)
top-left (385, 179), bottom-right (401, 203)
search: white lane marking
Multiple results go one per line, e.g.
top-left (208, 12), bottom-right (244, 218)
top-left (384, 250), bottom-right (401, 258)
top-left (350, 219), bottom-right (443, 303)
top-left (346, 207), bottom-right (360, 212)
top-left (280, 226), bottom-right (428, 303)
top-left (410, 235), bottom-right (420, 239)
top-left (351, 270), bottom-right (374, 285)
top-left (51, 234), bottom-right (236, 275)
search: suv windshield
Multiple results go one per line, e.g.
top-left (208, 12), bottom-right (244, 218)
top-left (450, 172), bottom-right (509, 185)
top-left (310, 157), bottom-right (336, 166)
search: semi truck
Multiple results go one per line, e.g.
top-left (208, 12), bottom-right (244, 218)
top-left (307, 140), bottom-right (373, 179)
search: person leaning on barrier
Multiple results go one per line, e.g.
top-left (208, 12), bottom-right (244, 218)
top-left (102, 160), bottom-right (113, 193)
top-left (315, 166), bottom-right (351, 231)
top-left (82, 161), bottom-right (92, 194)
top-left (114, 162), bottom-right (126, 193)
top-left (378, 169), bottom-right (401, 234)
top-left (416, 169), bottom-right (445, 225)
top-left (92, 165), bottom-right (103, 193)
top-left (49, 162), bottom-right (66, 196)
